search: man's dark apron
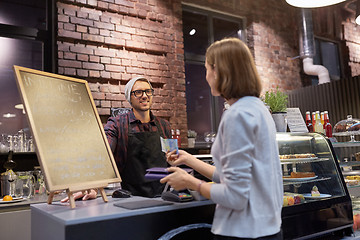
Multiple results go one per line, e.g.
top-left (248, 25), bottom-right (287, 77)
top-left (120, 119), bottom-right (167, 197)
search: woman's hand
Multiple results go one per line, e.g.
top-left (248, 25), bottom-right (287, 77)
top-left (166, 149), bottom-right (193, 166)
top-left (160, 167), bottom-right (197, 191)
top-left (60, 189), bottom-right (97, 203)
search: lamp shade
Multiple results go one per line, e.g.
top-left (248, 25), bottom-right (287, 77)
top-left (285, 0), bottom-right (346, 8)
top-left (356, 0), bottom-right (360, 25)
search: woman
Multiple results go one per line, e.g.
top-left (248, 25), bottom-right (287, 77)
top-left (160, 38), bottom-right (283, 240)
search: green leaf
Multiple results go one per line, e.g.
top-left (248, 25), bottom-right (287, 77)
top-left (262, 87), bottom-right (288, 113)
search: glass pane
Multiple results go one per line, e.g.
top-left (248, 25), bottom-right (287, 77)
top-left (213, 17), bottom-right (242, 42)
top-left (212, 17), bottom-right (240, 124)
top-left (0, 37), bottom-right (43, 135)
top-left (0, 0), bottom-right (47, 30)
top-left (185, 63), bottom-right (212, 141)
top-left (183, 10), bottom-right (208, 56)
top-left (320, 41), bottom-right (341, 81)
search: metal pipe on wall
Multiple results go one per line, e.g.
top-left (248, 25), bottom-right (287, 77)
top-left (299, 8), bottom-right (330, 84)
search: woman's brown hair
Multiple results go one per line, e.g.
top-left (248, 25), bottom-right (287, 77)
top-left (205, 38), bottom-right (262, 99)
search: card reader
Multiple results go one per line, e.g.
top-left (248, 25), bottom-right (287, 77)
top-left (161, 189), bottom-right (193, 202)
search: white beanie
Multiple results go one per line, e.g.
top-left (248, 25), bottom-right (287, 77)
top-left (124, 76), bottom-right (153, 104)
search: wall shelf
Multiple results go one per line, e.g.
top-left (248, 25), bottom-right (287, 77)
top-left (333, 142), bottom-right (360, 148)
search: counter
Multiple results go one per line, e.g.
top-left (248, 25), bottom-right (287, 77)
top-left (0, 190), bottom-right (112, 240)
top-left (0, 194), bottom-right (54, 240)
top-left (31, 196), bottom-right (215, 240)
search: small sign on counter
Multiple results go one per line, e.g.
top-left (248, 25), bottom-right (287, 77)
top-left (286, 108), bottom-right (308, 133)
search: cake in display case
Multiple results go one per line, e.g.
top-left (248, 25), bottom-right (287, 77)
top-left (333, 115), bottom-right (360, 142)
top-left (277, 132), bottom-right (353, 239)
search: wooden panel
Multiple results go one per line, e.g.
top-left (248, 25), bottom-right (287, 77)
top-left (288, 77), bottom-right (360, 127)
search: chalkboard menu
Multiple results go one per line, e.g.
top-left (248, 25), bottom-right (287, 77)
top-left (13, 66), bottom-right (121, 194)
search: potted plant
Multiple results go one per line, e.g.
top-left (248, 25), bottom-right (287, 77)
top-left (187, 130), bottom-right (197, 148)
top-left (263, 88), bottom-right (288, 132)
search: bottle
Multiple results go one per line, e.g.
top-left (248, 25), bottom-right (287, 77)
top-left (305, 111), bottom-right (313, 132)
top-left (175, 129), bottom-right (181, 148)
top-left (314, 111), bottom-right (324, 134)
top-left (320, 112), bottom-right (325, 126)
top-left (171, 129), bottom-right (175, 139)
top-left (1, 151), bottom-right (17, 197)
top-left (324, 111), bottom-right (333, 138)
top-left (312, 112), bottom-right (316, 128)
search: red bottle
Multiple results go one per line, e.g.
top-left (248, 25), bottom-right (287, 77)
top-left (305, 111), bottom-right (313, 133)
top-left (324, 111), bottom-right (333, 138)
top-left (312, 112), bottom-right (316, 128)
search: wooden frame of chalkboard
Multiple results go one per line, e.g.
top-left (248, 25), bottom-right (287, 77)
top-left (13, 66), bottom-right (121, 208)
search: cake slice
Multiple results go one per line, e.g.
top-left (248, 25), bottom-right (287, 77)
top-left (311, 185), bottom-right (320, 197)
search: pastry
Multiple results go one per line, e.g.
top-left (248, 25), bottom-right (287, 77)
top-left (290, 172), bottom-right (315, 178)
top-left (334, 124), bottom-right (346, 132)
top-left (345, 179), bottom-right (359, 186)
top-left (279, 153), bottom-right (316, 159)
top-left (346, 175), bottom-right (360, 181)
top-left (311, 185), bottom-right (320, 197)
top-left (284, 192), bottom-right (305, 204)
top-left (283, 196), bottom-right (294, 206)
top-left (349, 123), bottom-right (360, 131)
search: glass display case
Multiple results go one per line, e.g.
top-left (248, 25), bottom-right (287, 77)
top-left (332, 141), bottom-right (360, 234)
top-left (277, 132), bottom-right (353, 239)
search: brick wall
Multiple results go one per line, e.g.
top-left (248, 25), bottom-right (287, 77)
top-left (57, 0), bottom-right (186, 134)
top-left (56, 0), bottom-right (360, 143)
top-left (343, 19), bottom-right (360, 77)
top-left (182, 0), bottom-right (302, 92)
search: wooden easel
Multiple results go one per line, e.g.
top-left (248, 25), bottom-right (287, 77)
top-left (13, 66), bottom-right (122, 210)
top-left (47, 184), bottom-right (111, 209)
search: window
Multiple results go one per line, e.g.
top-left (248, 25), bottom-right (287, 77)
top-left (183, 5), bottom-right (245, 143)
top-left (0, 0), bottom-right (55, 136)
top-left (311, 37), bottom-right (341, 85)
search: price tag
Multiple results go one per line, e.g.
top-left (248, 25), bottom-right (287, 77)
top-left (286, 108), bottom-right (308, 133)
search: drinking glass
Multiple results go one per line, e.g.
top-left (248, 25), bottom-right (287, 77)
top-left (204, 132), bottom-right (216, 147)
top-left (14, 134), bottom-right (22, 152)
top-left (0, 134), bottom-right (8, 153)
top-left (28, 137), bottom-right (35, 152)
top-left (204, 132), bottom-right (211, 143)
top-left (7, 135), bottom-right (13, 151)
top-left (16, 171), bottom-right (35, 198)
top-left (210, 132), bottom-right (216, 142)
top-left (33, 168), bottom-right (46, 195)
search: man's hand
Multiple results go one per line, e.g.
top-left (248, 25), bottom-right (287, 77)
top-left (60, 189), bottom-right (97, 203)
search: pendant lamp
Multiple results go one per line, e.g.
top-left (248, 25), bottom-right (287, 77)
top-left (285, 0), bottom-right (346, 8)
top-left (356, 0), bottom-right (360, 25)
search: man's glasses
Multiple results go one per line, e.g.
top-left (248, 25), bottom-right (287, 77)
top-left (131, 89), bottom-right (154, 98)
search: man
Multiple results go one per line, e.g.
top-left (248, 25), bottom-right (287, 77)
top-left (61, 76), bottom-right (172, 202)
top-left (104, 76), bottom-right (172, 197)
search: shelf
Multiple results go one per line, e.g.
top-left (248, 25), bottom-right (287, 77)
top-left (282, 177), bottom-right (331, 186)
top-left (332, 142), bottom-right (360, 148)
top-left (280, 158), bottom-right (330, 165)
top-left (0, 152), bottom-right (36, 155)
top-left (340, 162), bottom-right (360, 167)
top-left (342, 170), bottom-right (360, 176)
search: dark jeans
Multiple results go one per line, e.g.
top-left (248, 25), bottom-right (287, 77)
top-left (214, 230), bottom-right (283, 240)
